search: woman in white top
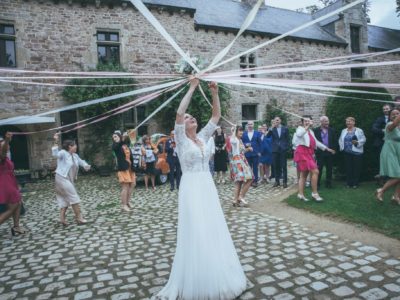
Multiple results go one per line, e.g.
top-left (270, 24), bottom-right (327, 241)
top-left (229, 125), bottom-right (253, 207)
top-left (52, 133), bottom-right (90, 226)
top-left (293, 116), bottom-right (335, 201)
top-left (338, 117), bottom-right (366, 188)
top-left (156, 78), bottom-right (247, 300)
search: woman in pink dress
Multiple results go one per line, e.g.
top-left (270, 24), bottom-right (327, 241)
top-left (0, 132), bottom-right (27, 236)
top-left (293, 117), bottom-right (335, 202)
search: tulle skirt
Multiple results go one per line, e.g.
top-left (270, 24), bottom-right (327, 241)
top-left (155, 171), bottom-right (247, 300)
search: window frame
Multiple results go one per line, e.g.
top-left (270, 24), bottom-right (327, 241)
top-left (239, 53), bottom-right (257, 78)
top-left (96, 30), bottom-right (121, 65)
top-left (351, 68), bottom-right (364, 80)
top-left (0, 23), bottom-right (16, 68)
top-left (241, 104), bottom-right (258, 121)
top-left (350, 24), bottom-right (361, 54)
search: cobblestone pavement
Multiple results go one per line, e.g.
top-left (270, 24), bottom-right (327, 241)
top-left (1, 174), bottom-right (400, 300)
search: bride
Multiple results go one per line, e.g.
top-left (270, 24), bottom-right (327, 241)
top-left (156, 78), bottom-right (247, 299)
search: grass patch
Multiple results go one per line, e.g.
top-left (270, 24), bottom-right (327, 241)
top-left (285, 181), bottom-right (400, 240)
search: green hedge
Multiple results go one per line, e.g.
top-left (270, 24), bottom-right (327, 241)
top-left (325, 79), bottom-right (393, 180)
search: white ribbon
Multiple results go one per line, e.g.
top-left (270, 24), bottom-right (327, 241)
top-left (0, 78), bottom-right (185, 126)
top-left (203, 0), bottom-right (364, 73)
top-left (128, 0), bottom-right (199, 73)
top-left (213, 78), bottom-right (395, 104)
top-left (134, 85), bottom-right (187, 130)
top-left (205, 60), bottom-right (400, 80)
top-left (206, 0), bottom-right (263, 70)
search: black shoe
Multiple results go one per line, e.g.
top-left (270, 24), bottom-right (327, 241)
top-left (273, 182), bottom-right (280, 187)
top-left (283, 183), bottom-right (288, 188)
top-left (251, 183), bottom-right (258, 188)
top-left (170, 187), bottom-right (175, 191)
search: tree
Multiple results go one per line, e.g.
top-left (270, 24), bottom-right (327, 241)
top-left (147, 81), bottom-right (230, 132)
top-left (62, 64), bottom-right (137, 169)
top-left (325, 79), bottom-right (392, 180)
top-left (263, 98), bottom-right (289, 126)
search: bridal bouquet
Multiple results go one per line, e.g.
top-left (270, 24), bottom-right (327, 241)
top-left (174, 53), bottom-right (207, 74)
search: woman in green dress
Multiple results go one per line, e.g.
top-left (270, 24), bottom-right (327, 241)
top-left (376, 108), bottom-right (400, 204)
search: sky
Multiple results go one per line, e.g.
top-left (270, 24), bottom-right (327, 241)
top-left (265, 0), bottom-right (399, 29)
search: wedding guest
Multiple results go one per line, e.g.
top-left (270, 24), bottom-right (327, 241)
top-left (314, 116), bottom-right (337, 188)
top-left (375, 109), bottom-right (400, 204)
top-left (214, 127), bottom-right (228, 184)
top-left (259, 124), bottom-right (272, 183)
top-left (372, 104), bottom-right (392, 181)
top-left (293, 116), bottom-right (335, 201)
top-left (141, 135), bottom-right (158, 191)
top-left (338, 117), bottom-right (366, 188)
top-left (242, 121), bottom-right (262, 187)
top-left (0, 133), bottom-right (27, 236)
top-left (112, 131), bottom-right (135, 212)
top-left (52, 133), bottom-right (90, 225)
top-left (166, 130), bottom-right (181, 191)
top-left (230, 126), bottom-right (253, 206)
top-left (207, 136), bottom-right (215, 177)
top-left (267, 116), bottom-right (290, 188)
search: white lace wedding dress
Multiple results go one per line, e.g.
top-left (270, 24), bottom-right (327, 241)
top-left (156, 121), bottom-right (247, 300)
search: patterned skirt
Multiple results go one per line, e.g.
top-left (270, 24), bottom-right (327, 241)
top-left (230, 154), bottom-right (253, 182)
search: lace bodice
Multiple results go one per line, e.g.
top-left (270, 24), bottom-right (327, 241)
top-left (175, 121), bottom-right (217, 173)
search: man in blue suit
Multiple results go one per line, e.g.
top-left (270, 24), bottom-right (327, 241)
top-left (242, 121), bottom-right (262, 187)
top-left (266, 116), bottom-right (290, 188)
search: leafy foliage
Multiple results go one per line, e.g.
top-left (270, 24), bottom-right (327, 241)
top-left (62, 64), bottom-right (137, 167)
top-left (147, 81), bottom-right (231, 132)
top-left (325, 79), bottom-right (393, 179)
top-left (263, 98), bottom-right (289, 126)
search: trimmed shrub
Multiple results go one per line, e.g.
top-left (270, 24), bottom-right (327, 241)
top-left (325, 79), bottom-right (393, 180)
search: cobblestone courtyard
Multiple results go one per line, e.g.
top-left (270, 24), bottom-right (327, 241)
top-left (1, 175), bottom-right (400, 300)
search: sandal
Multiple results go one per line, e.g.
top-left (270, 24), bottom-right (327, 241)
top-left (59, 221), bottom-right (69, 227)
top-left (311, 193), bottom-right (323, 202)
top-left (391, 195), bottom-right (400, 205)
top-left (11, 227), bottom-right (28, 236)
top-left (75, 218), bottom-right (88, 225)
top-left (375, 189), bottom-right (384, 202)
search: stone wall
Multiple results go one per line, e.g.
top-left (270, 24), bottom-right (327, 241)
top-left (0, 0), bottom-right (399, 169)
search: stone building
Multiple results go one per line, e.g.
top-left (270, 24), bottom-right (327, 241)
top-left (0, 0), bottom-right (399, 171)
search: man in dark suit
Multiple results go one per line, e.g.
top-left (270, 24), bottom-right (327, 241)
top-left (372, 104), bottom-right (391, 179)
top-left (266, 116), bottom-right (290, 188)
top-left (314, 116), bottom-right (337, 188)
top-left (165, 130), bottom-right (181, 191)
top-left (242, 121), bottom-right (262, 187)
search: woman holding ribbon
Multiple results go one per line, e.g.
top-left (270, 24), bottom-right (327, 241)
top-left (156, 78), bottom-right (247, 299)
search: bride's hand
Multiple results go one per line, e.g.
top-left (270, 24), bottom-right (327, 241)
top-left (189, 76), bottom-right (200, 90)
top-left (208, 81), bottom-right (218, 94)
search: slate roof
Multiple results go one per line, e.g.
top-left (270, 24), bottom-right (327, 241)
top-left (141, 0), bottom-right (399, 50)
top-left (368, 25), bottom-right (400, 50)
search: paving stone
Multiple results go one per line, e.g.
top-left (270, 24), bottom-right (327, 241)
top-left (360, 288), bottom-right (388, 300)
top-left (74, 291), bottom-right (93, 300)
top-left (261, 286), bottom-right (278, 296)
top-left (383, 283), bottom-right (400, 293)
top-left (310, 281), bottom-right (329, 291)
top-left (256, 275), bottom-right (275, 284)
top-left (332, 286), bottom-right (355, 297)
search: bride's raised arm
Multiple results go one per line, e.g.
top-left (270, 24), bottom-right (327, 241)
top-left (176, 78), bottom-right (200, 124)
top-left (208, 82), bottom-right (221, 125)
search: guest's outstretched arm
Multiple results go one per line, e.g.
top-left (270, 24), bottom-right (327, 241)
top-left (176, 78), bottom-right (199, 124)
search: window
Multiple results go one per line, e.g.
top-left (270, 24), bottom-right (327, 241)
top-left (350, 25), bottom-right (360, 54)
top-left (123, 106), bottom-right (147, 127)
top-left (0, 24), bottom-right (16, 67)
top-left (239, 53), bottom-right (256, 77)
top-left (351, 68), bottom-right (363, 79)
top-left (242, 104), bottom-right (257, 121)
top-left (97, 31), bottom-right (120, 65)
